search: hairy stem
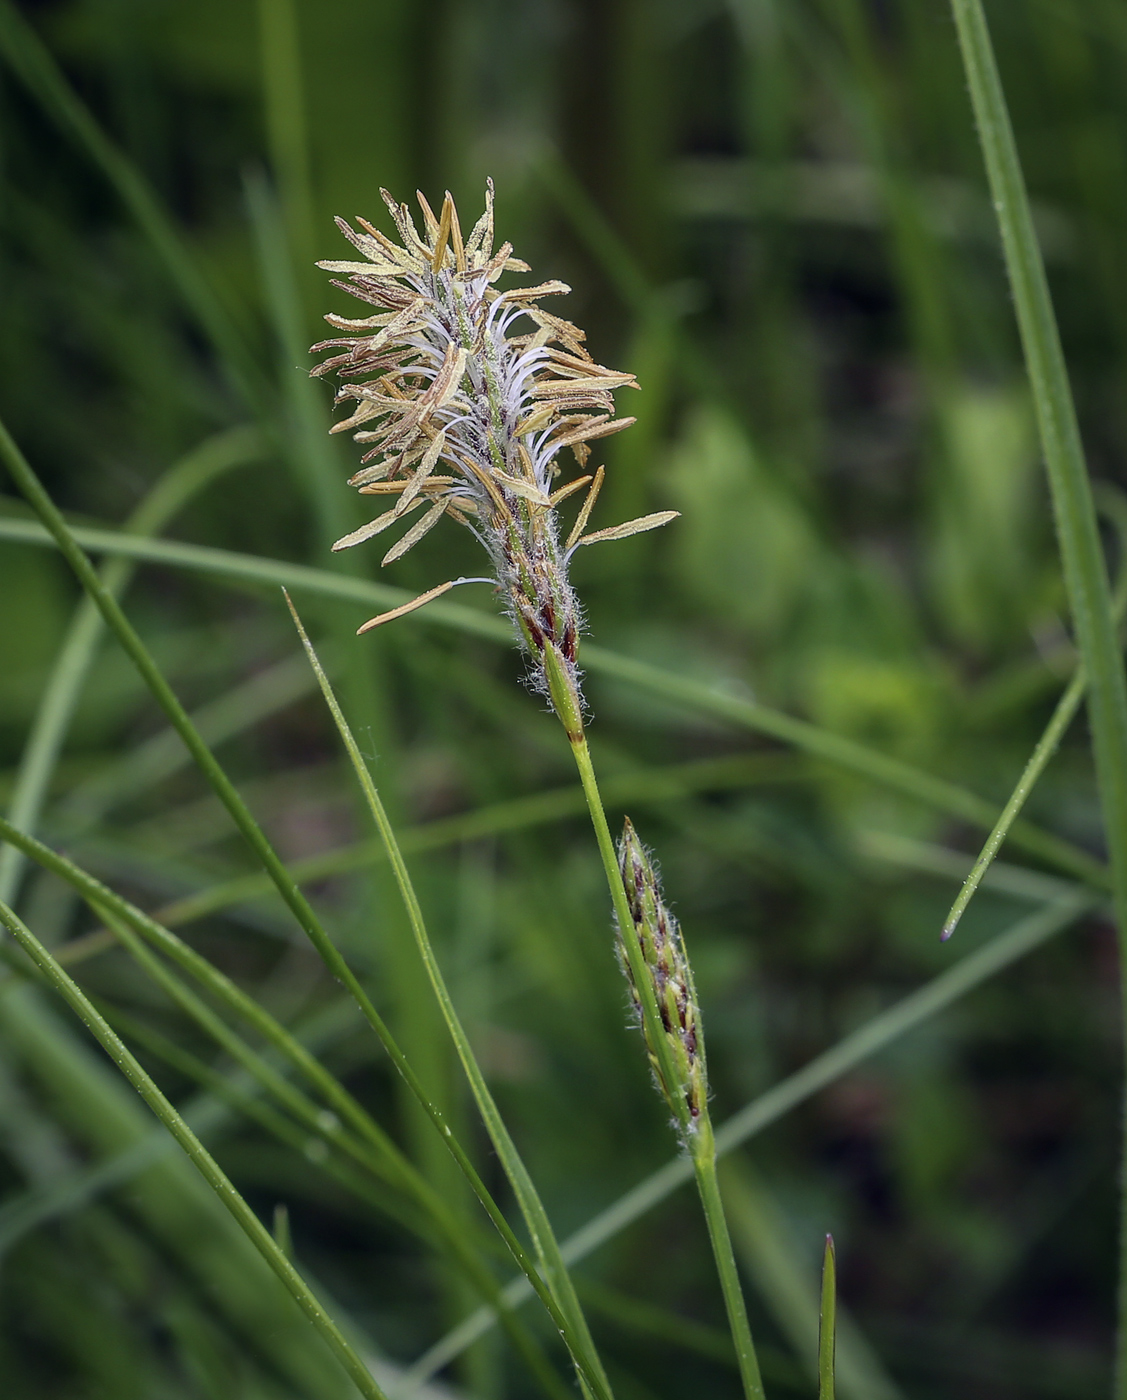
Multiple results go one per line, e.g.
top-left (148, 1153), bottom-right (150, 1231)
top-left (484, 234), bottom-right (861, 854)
top-left (568, 731), bottom-right (765, 1399)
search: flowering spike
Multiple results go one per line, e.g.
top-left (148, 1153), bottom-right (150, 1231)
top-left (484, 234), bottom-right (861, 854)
top-left (312, 183), bottom-right (676, 724)
top-left (615, 818), bottom-right (708, 1139)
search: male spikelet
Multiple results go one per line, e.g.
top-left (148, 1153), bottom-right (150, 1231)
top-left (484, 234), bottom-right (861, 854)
top-left (616, 818), bottom-right (708, 1140)
top-left (312, 182), bottom-right (677, 733)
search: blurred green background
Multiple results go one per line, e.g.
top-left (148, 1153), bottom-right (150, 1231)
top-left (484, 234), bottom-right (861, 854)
top-left (1, 0), bottom-right (1126, 1396)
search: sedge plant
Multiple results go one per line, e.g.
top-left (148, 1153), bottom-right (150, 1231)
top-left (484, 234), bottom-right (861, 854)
top-left (2, 3), bottom-right (1123, 1394)
top-left (312, 181), bottom-right (774, 1400)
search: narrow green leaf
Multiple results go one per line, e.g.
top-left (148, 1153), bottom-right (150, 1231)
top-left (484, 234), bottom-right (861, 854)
top-left (947, 7), bottom-right (1127, 1384)
top-left (942, 483), bottom-right (1127, 941)
top-left (942, 666), bottom-right (1086, 940)
top-left (284, 594), bottom-right (615, 1400)
top-left (719, 1161), bottom-right (900, 1400)
top-left (0, 897), bottom-right (390, 1400)
top-left (0, 513), bottom-right (1107, 891)
top-left (819, 1236), bottom-right (836, 1400)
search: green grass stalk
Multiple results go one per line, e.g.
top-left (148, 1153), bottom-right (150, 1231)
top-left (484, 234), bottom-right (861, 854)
top-left (0, 896), bottom-right (391, 1400)
top-left (947, 4), bottom-right (1127, 1387)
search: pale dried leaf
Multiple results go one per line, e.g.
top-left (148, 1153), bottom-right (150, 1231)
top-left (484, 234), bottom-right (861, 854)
top-left (382, 499), bottom-right (449, 565)
top-left (565, 465), bottom-right (605, 549)
top-left (549, 474), bottom-right (592, 508)
top-left (572, 510), bottom-right (679, 549)
top-left (396, 430), bottom-right (448, 515)
top-left (331, 498), bottom-right (425, 551)
top-left (357, 580), bottom-right (455, 634)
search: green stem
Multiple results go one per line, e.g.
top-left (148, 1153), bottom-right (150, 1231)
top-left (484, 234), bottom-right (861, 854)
top-left (568, 732), bottom-right (765, 1400)
top-left (947, 5), bottom-right (1127, 1390)
top-left (693, 1135), bottom-right (767, 1400)
top-left (0, 897), bottom-right (389, 1400)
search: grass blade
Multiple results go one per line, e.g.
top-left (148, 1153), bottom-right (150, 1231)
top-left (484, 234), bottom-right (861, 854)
top-left (0, 512), bottom-right (1107, 891)
top-left (0, 897), bottom-right (391, 1400)
top-left (947, 5), bottom-right (1127, 1385)
top-left (941, 439), bottom-right (1127, 943)
top-left (719, 1162), bottom-right (900, 1400)
top-left (942, 666), bottom-right (1086, 940)
top-left (819, 1235), bottom-right (836, 1400)
top-left (286, 595), bottom-right (615, 1400)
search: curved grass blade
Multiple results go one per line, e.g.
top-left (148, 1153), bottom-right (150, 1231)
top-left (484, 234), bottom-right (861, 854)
top-left (942, 666), bottom-right (1087, 941)
top-left (286, 595), bottom-right (615, 1400)
top-left (719, 1162), bottom-right (900, 1400)
top-left (0, 513), bottom-right (1107, 891)
top-left (0, 896), bottom-right (391, 1400)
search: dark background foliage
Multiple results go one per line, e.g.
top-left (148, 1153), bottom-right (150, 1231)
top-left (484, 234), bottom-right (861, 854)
top-left (1, 1), bottom-right (1125, 1396)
